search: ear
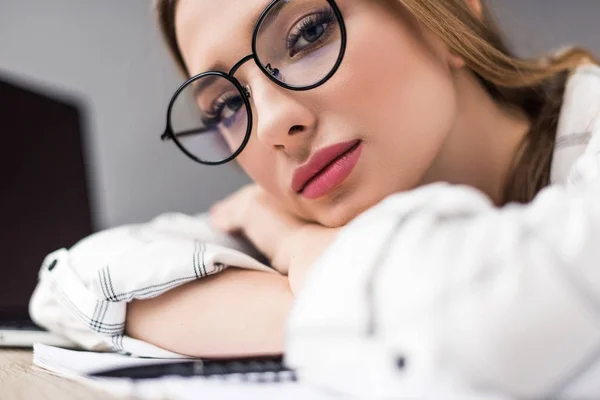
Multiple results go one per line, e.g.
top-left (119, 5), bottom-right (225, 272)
top-left (447, 52), bottom-right (466, 69)
top-left (464, 0), bottom-right (484, 20)
top-left (446, 0), bottom-right (484, 69)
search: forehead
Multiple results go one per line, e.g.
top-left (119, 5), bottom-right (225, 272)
top-left (175, 0), bottom-right (271, 75)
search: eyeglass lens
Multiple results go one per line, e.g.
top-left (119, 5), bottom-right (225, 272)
top-left (168, 0), bottom-right (343, 164)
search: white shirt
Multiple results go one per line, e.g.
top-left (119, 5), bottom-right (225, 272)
top-left (30, 213), bottom-right (275, 358)
top-left (29, 64), bottom-right (600, 398)
top-left (285, 64), bottom-right (600, 399)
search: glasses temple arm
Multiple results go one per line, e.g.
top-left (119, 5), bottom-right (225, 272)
top-left (161, 127), bottom-right (214, 141)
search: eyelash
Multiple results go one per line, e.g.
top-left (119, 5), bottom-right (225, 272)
top-left (286, 9), bottom-right (335, 56)
top-left (204, 92), bottom-right (238, 122)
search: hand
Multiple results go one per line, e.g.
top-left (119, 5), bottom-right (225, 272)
top-left (282, 224), bottom-right (342, 296)
top-left (209, 184), bottom-right (308, 274)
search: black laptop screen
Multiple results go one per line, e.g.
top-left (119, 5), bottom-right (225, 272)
top-left (0, 77), bottom-right (94, 321)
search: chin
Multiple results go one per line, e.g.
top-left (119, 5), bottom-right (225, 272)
top-left (313, 180), bottom-right (407, 228)
top-left (314, 197), bottom-right (373, 228)
top-left (318, 214), bottom-right (353, 229)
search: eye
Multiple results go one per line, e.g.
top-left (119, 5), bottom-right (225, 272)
top-left (204, 93), bottom-right (244, 127)
top-left (286, 9), bottom-right (335, 57)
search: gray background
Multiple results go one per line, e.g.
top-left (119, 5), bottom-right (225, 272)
top-left (0, 0), bottom-right (598, 230)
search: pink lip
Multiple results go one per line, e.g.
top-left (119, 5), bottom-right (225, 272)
top-left (292, 139), bottom-right (363, 199)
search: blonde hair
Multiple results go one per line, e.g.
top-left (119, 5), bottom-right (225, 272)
top-left (154, 0), bottom-right (598, 204)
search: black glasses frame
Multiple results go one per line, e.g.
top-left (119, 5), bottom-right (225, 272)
top-left (160, 0), bottom-right (347, 166)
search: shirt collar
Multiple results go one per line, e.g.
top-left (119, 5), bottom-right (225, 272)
top-left (550, 64), bottom-right (600, 185)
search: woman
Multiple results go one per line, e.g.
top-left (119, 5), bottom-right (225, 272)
top-left (34, 0), bottom-right (600, 397)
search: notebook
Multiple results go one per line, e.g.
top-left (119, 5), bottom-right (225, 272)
top-left (32, 344), bottom-right (335, 400)
top-left (33, 343), bottom-right (184, 378)
top-left (33, 343), bottom-right (295, 380)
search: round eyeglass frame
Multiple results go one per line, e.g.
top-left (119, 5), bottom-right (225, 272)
top-left (160, 0), bottom-right (347, 166)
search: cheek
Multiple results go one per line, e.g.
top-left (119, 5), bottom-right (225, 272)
top-left (236, 140), bottom-right (278, 192)
top-left (325, 8), bottom-right (458, 172)
top-left (236, 137), bottom-right (298, 209)
top-left (237, 149), bottom-right (310, 219)
top-left (358, 54), bottom-right (457, 164)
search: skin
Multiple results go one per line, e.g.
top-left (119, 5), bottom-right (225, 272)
top-left (175, 0), bottom-right (531, 228)
top-left (126, 0), bottom-right (532, 357)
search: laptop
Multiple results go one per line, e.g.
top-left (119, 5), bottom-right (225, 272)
top-left (0, 76), bottom-right (94, 348)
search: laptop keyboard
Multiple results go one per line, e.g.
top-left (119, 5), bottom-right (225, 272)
top-left (0, 320), bottom-right (45, 331)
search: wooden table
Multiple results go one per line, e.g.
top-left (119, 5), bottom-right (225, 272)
top-left (0, 349), bottom-right (132, 400)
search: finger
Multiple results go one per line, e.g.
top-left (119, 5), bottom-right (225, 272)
top-left (212, 185), bottom-right (259, 231)
top-left (209, 202), bottom-right (240, 232)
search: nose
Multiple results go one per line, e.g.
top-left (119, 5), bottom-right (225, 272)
top-left (247, 73), bottom-right (317, 159)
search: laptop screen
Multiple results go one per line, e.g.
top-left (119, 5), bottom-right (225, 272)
top-left (0, 77), bottom-right (94, 322)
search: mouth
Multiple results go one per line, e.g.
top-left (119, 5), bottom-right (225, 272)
top-left (292, 139), bottom-right (363, 200)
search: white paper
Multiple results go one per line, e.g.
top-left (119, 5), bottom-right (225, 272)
top-left (33, 343), bottom-right (183, 378)
top-left (88, 377), bottom-right (342, 400)
top-left (33, 343), bottom-right (340, 400)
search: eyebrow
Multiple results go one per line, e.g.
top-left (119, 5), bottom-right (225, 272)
top-left (246, 0), bottom-right (287, 37)
top-left (198, 0), bottom-right (289, 74)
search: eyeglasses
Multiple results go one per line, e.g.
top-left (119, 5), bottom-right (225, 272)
top-left (160, 0), bottom-right (347, 166)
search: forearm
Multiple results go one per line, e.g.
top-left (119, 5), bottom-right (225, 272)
top-left (125, 268), bottom-right (294, 358)
top-left (284, 224), bottom-right (341, 295)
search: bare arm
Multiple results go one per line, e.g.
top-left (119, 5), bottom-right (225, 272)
top-left (126, 269), bottom-right (294, 358)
